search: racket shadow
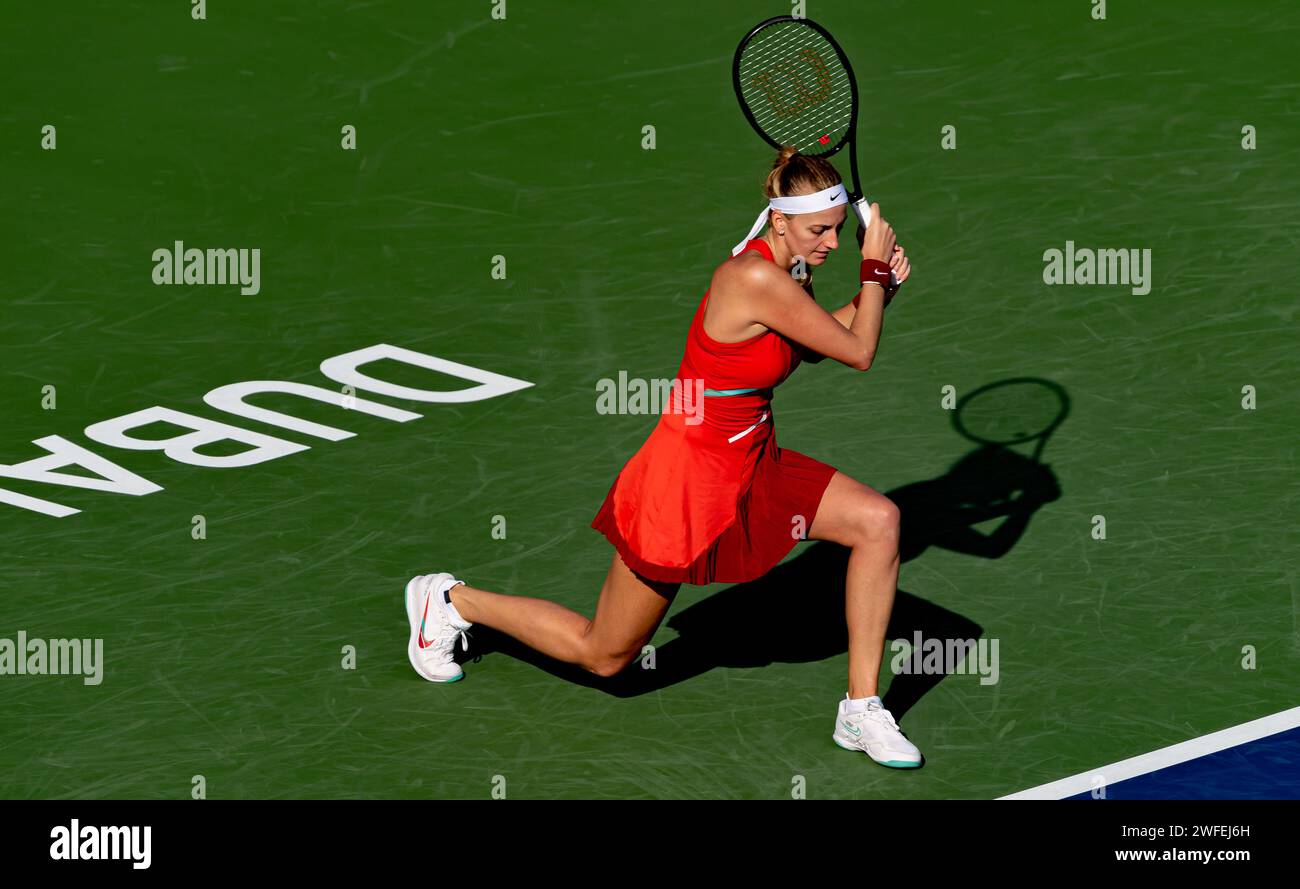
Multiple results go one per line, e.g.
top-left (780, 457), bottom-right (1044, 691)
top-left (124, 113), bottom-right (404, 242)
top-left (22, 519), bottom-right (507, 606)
top-left (468, 382), bottom-right (1069, 712)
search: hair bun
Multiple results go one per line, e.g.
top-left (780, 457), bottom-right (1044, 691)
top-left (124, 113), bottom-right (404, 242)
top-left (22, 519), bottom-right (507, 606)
top-left (762, 144), bottom-right (841, 201)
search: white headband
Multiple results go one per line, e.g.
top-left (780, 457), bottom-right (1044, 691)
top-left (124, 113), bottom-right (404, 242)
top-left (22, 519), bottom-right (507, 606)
top-left (731, 183), bottom-right (849, 256)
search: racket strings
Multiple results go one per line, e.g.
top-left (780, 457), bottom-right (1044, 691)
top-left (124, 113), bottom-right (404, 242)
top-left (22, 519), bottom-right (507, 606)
top-left (740, 57), bottom-right (851, 145)
top-left (737, 22), bottom-right (854, 154)
top-left (741, 28), bottom-right (849, 107)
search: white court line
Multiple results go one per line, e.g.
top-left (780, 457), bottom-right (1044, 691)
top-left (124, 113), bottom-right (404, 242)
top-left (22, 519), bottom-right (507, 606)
top-left (998, 705), bottom-right (1300, 800)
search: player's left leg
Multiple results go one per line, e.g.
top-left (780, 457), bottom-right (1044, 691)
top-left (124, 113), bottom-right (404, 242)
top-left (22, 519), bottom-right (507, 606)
top-left (448, 550), bottom-right (679, 677)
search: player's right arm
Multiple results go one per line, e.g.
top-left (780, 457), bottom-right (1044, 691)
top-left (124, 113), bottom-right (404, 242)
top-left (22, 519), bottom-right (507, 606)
top-left (748, 204), bottom-right (897, 372)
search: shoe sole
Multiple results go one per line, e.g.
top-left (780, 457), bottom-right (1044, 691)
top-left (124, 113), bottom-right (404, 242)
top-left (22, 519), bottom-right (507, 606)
top-left (832, 733), bottom-right (922, 768)
top-left (405, 575), bottom-right (465, 683)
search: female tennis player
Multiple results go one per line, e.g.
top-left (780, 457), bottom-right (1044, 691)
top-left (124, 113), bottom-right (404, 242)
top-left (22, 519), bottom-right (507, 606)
top-left (406, 146), bottom-right (921, 768)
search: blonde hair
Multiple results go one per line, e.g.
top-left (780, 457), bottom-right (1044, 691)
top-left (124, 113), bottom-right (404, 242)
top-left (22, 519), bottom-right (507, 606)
top-left (763, 145), bottom-right (842, 203)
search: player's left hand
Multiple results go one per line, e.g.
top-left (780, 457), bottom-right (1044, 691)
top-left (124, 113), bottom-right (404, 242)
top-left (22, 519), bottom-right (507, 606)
top-left (884, 244), bottom-right (909, 306)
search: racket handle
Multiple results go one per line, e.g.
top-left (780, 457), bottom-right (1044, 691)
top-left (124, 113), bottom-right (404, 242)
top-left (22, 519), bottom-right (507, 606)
top-left (851, 196), bottom-right (900, 288)
top-left (850, 197), bottom-right (872, 229)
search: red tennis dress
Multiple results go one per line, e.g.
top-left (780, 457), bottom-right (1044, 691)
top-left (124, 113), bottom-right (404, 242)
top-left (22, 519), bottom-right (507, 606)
top-left (590, 238), bottom-right (839, 585)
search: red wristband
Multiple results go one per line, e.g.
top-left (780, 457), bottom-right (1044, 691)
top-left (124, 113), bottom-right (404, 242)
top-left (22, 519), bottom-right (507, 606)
top-left (855, 259), bottom-right (891, 307)
top-left (861, 259), bottom-right (891, 287)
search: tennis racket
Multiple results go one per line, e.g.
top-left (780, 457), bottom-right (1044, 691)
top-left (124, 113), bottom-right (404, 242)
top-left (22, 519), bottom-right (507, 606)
top-left (733, 15), bottom-right (875, 231)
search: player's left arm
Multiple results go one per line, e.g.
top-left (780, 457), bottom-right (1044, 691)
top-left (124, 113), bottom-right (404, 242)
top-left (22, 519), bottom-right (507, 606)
top-left (800, 245), bottom-right (911, 363)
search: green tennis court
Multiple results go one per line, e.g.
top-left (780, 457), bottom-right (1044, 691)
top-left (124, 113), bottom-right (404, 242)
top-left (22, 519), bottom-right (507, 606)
top-left (1, 0), bottom-right (1296, 799)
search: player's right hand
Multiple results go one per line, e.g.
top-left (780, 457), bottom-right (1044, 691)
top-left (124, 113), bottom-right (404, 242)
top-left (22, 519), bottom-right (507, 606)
top-left (857, 203), bottom-right (896, 263)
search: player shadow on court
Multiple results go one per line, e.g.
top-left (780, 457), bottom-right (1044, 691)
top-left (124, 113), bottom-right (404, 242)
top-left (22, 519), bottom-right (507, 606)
top-left (465, 441), bottom-right (1062, 718)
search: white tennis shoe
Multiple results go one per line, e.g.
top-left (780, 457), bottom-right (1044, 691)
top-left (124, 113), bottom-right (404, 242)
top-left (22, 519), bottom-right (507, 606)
top-left (832, 694), bottom-right (923, 768)
top-left (405, 573), bottom-right (472, 683)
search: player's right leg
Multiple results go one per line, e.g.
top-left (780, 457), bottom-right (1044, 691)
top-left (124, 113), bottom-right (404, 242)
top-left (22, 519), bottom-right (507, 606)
top-left (807, 470), bottom-right (922, 768)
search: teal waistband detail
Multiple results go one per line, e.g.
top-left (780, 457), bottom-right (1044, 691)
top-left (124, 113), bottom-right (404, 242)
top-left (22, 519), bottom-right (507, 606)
top-left (703, 387), bottom-right (768, 397)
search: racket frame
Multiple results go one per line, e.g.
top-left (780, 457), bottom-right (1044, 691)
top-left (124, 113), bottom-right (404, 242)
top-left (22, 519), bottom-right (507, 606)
top-left (732, 15), bottom-right (872, 229)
